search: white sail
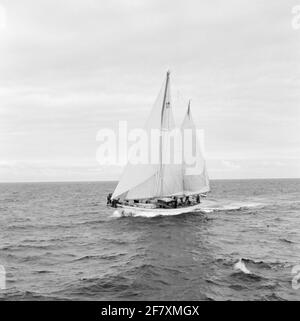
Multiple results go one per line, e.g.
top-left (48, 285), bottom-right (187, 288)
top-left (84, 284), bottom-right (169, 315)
top-left (112, 72), bottom-right (183, 200)
top-left (158, 73), bottom-right (183, 197)
top-left (181, 102), bottom-right (210, 195)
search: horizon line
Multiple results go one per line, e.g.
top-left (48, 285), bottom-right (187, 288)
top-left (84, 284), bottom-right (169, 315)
top-left (0, 177), bottom-right (299, 184)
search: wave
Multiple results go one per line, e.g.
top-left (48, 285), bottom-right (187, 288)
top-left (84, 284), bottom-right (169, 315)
top-left (234, 258), bottom-right (251, 274)
top-left (0, 288), bottom-right (67, 301)
top-left (216, 257), bottom-right (293, 271)
top-left (74, 219), bottom-right (107, 226)
top-left (241, 258), bottom-right (293, 269)
top-left (230, 270), bottom-right (264, 281)
top-left (6, 223), bottom-right (75, 231)
top-left (264, 293), bottom-right (288, 301)
top-left (279, 238), bottom-right (294, 244)
top-left (56, 274), bottom-right (134, 299)
top-left (33, 270), bottom-right (53, 274)
top-left (200, 202), bottom-right (263, 213)
top-left (1, 244), bottom-right (59, 251)
top-left (73, 253), bottom-right (126, 262)
top-left (6, 219), bottom-right (107, 231)
top-left (54, 263), bottom-right (174, 299)
top-left (101, 238), bottom-right (129, 246)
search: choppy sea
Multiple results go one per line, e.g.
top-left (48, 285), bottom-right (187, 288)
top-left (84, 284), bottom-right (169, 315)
top-left (0, 179), bottom-right (299, 301)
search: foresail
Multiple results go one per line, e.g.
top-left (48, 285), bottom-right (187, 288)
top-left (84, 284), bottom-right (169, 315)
top-left (111, 80), bottom-right (165, 200)
top-left (112, 163), bottom-right (159, 200)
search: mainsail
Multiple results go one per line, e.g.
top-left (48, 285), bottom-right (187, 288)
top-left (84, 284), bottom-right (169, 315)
top-left (112, 71), bottom-right (183, 200)
top-left (181, 101), bottom-right (210, 195)
top-left (112, 72), bottom-right (209, 200)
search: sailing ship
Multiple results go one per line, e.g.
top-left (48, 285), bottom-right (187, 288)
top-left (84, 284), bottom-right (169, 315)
top-left (109, 71), bottom-right (210, 216)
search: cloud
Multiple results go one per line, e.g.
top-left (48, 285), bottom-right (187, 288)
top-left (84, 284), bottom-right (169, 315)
top-left (0, 159), bottom-right (123, 182)
top-left (208, 158), bottom-right (300, 179)
top-left (221, 160), bottom-right (241, 170)
top-left (0, 0), bottom-right (299, 181)
top-left (0, 4), bottom-right (6, 29)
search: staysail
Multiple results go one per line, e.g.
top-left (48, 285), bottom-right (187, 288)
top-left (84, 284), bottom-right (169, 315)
top-left (181, 101), bottom-right (210, 195)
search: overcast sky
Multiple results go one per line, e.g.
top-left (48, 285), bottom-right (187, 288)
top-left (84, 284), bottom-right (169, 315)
top-left (0, 0), bottom-right (299, 182)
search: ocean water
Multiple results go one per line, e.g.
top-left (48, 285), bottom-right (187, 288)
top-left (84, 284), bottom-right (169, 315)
top-left (0, 179), bottom-right (299, 301)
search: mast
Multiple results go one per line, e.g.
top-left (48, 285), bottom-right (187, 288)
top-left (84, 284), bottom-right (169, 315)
top-left (158, 70), bottom-right (170, 196)
top-left (182, 100), bottom-right (191, 195)
top-left (187, 100), bottom-right (191, 117)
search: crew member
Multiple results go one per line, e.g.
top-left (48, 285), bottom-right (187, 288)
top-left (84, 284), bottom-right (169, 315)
top-left (173, 196), bottom-right (178, 208)
top-left (111, 198), bottom-right (118, 208)
top-left (180, 197), bottom-right (184, 206)
top-left (107, 193), bottom-right (112, 205)
top-left (185, 196), bottom-right (191, 205)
